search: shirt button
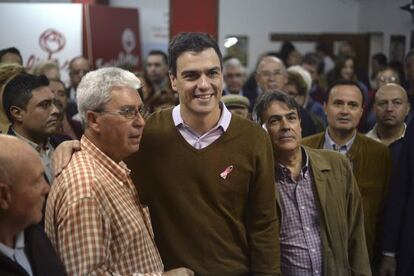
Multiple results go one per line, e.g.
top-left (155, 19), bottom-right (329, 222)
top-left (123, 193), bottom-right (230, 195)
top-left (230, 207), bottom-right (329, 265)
top-left (311, 248), bottom-right (316, 253)
top-left (305, 227), bottom-right (310, 231)
top-left (300, 206), bottom-right (305, 210)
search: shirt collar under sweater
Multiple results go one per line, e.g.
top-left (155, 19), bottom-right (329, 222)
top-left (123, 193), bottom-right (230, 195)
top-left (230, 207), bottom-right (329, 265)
top-left (172, 102), bottom-right (232, 131)
top-left (172, 103), bottom-right (232, 149)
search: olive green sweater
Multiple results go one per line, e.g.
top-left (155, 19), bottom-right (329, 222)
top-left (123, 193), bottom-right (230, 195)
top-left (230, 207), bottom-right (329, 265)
top-left (127, 109), bottom-right (280, 276)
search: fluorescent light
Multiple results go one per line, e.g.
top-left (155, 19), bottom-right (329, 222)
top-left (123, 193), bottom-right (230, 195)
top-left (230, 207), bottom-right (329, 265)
top-left (224, 37), bottom-right (238, 48)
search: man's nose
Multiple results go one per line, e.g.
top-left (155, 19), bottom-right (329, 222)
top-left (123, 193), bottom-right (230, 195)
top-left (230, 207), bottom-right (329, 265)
top-left (197, 74), bottom-right (209, 90)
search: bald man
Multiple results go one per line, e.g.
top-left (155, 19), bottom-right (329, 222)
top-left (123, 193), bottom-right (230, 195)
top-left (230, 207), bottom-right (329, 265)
top-left (0, 135), bottom-right (65, 276)
top-left (367, 84), bottom-right (410, 147)
top-left (256, 56), bottom-right (288, 94)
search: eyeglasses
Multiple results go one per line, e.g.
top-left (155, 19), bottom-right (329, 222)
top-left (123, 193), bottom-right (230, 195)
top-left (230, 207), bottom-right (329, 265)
top-left (95, 106), bottom-right (148, 120)
top-left (378, 75), bottom-right (398, 84)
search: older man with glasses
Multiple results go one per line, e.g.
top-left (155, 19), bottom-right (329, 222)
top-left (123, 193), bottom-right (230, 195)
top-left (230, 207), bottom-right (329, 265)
top-left (45, 67), bottom-right (192, 276)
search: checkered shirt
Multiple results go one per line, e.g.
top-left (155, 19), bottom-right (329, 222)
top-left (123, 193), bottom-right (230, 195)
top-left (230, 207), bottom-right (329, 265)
top-left (45, 136), bottom-right (163, 275)
top-left (277, 150), bottom-right (323, 276)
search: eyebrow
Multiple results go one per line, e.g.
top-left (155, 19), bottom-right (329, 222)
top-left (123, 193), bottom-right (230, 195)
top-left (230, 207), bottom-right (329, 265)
top-left (268, 111), bottom-right (297, 119)
top-left (181, 66), bottom-right (221, 75)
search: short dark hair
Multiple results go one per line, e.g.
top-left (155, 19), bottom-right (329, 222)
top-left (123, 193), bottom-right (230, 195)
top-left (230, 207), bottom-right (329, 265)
top-left (49, 78), bottom-right (68, 96)
top-left (147, 50), bottom-right (168, 65)
top-left (168, 32), bottom-right (222, 76)
top-left (3, 73), bottom-right (49, 123)
top-left (302, 52), bottom-right (324, 75)
top-left (372, 53), bottom-right (387, 67)
top-left (0, 47), bottom-right (22, 64)
top-left (325, 79), bottom-right (365, 105)
top-left (253, 90), bottom-right (301, 124)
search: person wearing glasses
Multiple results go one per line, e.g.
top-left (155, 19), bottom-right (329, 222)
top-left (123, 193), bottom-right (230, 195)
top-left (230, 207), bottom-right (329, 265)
top-left (52, 33), bottom-right (280, 275)
top-left (44, 67), bottom-right (193, 276)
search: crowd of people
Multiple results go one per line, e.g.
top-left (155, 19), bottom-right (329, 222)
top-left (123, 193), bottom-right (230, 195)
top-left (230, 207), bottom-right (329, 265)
top-left (0, 32), bottom-right (413, 275)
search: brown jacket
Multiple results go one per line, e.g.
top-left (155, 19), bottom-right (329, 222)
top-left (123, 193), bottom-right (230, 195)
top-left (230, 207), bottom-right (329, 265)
top-left (276, 146), bottom-right (371, 275)
top-left (302, 132), bottom-right (391, 265)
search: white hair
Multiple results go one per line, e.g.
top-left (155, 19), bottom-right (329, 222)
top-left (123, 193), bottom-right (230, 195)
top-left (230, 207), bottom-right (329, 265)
top-left (76, 67), bottom-right (141, 126)
top-left (287, 65), bottom-right (312, 106)
top-left (223, 58), bottom-right (245, 75)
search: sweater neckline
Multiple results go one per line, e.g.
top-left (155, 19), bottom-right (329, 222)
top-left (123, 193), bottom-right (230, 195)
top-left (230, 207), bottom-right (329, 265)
top-left (168, 110), bottom-right (234, 154)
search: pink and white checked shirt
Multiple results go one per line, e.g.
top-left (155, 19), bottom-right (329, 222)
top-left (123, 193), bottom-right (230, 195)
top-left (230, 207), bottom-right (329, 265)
top-left (45, 136), bottom-right (164, 275)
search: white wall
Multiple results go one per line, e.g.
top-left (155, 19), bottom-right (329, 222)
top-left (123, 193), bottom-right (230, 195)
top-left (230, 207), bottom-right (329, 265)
top-left (359, 0), bottom-right (412, 61)
top-left (219, 0), bottom-right (361, 73)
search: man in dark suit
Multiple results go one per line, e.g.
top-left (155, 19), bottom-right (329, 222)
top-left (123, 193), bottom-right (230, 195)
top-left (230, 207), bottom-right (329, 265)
top-left (0, 134), bottom-right (65, 276)
top-left (379, 119), bottom-right (414, 276)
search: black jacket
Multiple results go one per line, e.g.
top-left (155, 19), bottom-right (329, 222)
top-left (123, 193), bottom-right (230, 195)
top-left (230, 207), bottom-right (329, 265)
top-left (0, 225), bottom-right (65, 276)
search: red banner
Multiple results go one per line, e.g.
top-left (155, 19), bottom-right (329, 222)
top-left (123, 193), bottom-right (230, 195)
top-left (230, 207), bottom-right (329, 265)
top-left (85, 4), bottom-right (142, 71)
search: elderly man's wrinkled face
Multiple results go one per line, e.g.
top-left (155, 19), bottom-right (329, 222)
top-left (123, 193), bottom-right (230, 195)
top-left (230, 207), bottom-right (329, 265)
top-left (224, 65), bottom-right (246, 94)
top-left (7, 147), bottom-right (50, 226)
top-left (374, 85), bottom-right (410, 128)
top-left (262, 101), bottom-right (302, 153)
top-left (256, 57), bottom-right (287, 93)
top-left (93, 86), bottom-right (146, 162)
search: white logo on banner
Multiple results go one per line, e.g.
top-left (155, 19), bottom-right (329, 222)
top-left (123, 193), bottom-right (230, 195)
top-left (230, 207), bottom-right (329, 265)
top-left (96, 28), bottom-right (139, 69)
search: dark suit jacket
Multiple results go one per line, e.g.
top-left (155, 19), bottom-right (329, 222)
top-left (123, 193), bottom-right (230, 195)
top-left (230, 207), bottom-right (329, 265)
top-left (382, 120), bottom-right (414, 275)
top-left (0, 225), bottom-right (65, 276)
top-left (303, 132), bottom-right (391, 265)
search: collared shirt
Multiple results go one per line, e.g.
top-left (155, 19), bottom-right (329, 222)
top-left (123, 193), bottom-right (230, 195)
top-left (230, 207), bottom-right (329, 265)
top-left (12, 128), bottom-right (54, 184)
top-left (366, 123), bottom-right (407, 145)
top-left (45, 136), bottom-right (163, 275)
top-left (0, 232), bottom-right (33, 276)
top-left (323, 129), bottom-right (356, 155)
top-left (172, 103), bottom-right (232, 149)
top-left (277, 148), bottom-right (323, 276)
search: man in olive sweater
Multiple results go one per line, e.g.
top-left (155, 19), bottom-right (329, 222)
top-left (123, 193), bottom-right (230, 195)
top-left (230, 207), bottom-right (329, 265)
top-left (127, 33), bottom-right (280, 275)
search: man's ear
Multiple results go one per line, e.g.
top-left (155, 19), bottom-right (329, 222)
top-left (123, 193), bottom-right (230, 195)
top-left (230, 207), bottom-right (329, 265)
top-left (9, 106), bottom-right (24, 123)
top-left (169, 71), bottom-right (178, 92)
top-left (0, 183), bottom-right (11, 210)
top-left (86, 111), bottom-right (101, 133)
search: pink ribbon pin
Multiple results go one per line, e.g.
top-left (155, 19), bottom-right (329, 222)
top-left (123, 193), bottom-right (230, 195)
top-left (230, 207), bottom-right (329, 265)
top-left (220, 165), bottom-right (234, 180)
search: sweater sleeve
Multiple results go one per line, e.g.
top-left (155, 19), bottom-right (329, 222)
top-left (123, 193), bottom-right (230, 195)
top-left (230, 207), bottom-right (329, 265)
top-left (246, 129), bottom-right (281, 275)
